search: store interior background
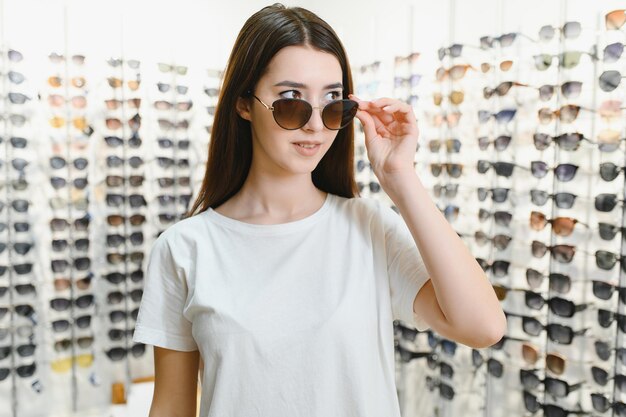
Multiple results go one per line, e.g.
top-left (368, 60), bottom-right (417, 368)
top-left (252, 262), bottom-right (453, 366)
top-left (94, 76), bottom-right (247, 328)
top-left (1, 0), bottom-right (626, 416)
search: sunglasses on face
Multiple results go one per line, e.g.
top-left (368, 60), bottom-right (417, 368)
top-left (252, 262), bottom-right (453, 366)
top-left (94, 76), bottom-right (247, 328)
top-left (530, 190), bottom-right (577, 209)
top-left (530, 211), bottom-right (587, 236)
top-left (250, 93), bottom-right (358, 131)
top-left (525, 269), bottom-right (572, 294)
top-left (533, 132), bottom-right (589, 151)
top-left (478, 209), bottom-right (513, 226)
top-left (606, 9), bottom-right (626, 30)
top-left (595, 193), bottom-right (623, 212)
top-left (477, 109), bottom-right (517, 124)
top-left (530, 161), bottom-right (578, 181)
top-left (599, 70), bottom-right (626, 92)
top-left (531, 240), bottom-right (576, 263)
top-left (477, 135), bottom-right (512, 151)
top-left (538, 21), bottom-right (582, 41)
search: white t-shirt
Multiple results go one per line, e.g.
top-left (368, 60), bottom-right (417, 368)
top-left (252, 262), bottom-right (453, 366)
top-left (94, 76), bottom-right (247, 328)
top-left (133, 192), bottom-right (431, 417)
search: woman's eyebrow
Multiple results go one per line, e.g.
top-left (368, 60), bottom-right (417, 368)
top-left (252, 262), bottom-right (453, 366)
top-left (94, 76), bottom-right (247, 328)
top-left (273, 80), bottom-right (343, 89)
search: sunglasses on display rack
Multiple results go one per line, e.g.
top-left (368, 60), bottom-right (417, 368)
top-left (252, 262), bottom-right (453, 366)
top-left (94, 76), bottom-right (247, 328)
top-left (524, 291), bottom-right (589, 318)
top-left (0, 243), bottom-right (33, 256)
top-left (595, 250), bottom-right (626, 272)
top-left (0, 344), bottom-right (36, 360)
top-left (477, 109), bottom-right (517, 125)
top-left (476, 160), bottom-right (520, 177)
top-left (471, 349), bottom-right (504, 377)
top-left (50, 177), bottom-right (89, 190)
top-left (425, 376), bottom-right (455, 400)
top-left (476, 187), bottom-right (510, 203)
top-left (50, 257), bottom-right (91, 273)
top-left (429, 111), bottom-right (462, 127)
top-left (47, 76), bottom-right (86, 88)
top-left (529, 190), bottom-right (577, 209)
top-left (106, 289), bottom-right (143, 305)
top-left (598, 309), bottom-right (626, 332)
top-left (106, 214), bottom-right (146, 227)
top-left (158, 63), bottom-right (188, 75)
top-left (107, 58), bottom-right (140, 69)
top-left (595, 340), bottom-right (626, 363)
top-left (480, 32), bottom-right (536, 49)
top-left (435, 64), bottom-right (475, 81)
top-left (533, 132), bottom-right (590, 151)
top-left (606, 9), bottom-right (626, 30)
top-left (477, 135), bottom-right (512, 151)
top-left (440, 204), bottom-right (459, 222)
top-left (107, 77), bottom-right (140, 91)
top-left (50, 354), bottom-right (94, 373)
top-left (599, 70), bottom-right (626, 92)
top-left (591, 366), bottom-right (626, 391)
top-left (480, 60), bottom-right (514, 73)
top-left (426, 355), bottom-right (455, 379)
top-left (591, 393), bottom-right (626, 416)
top-left (108, 309), bottom-right (139, 324)
top-left (595, 193), bottom-right (623, 212)
top-left (48, 94), bottom-right (86, 109)
top-left (478, 208), bottom-right (513, 226)
top-left (249, 92), bottom-right (358, 131)
top-left (394, 344), bottom-right (431, 364)
top-left (597, 130), bottom-right (626, 152)
top-left (533, 51), bottom-right (597, 71)
top-left (0, 113), bottom-right (27, 127)
top-left (393, 74), bottom-right (422, 89)
top-left (538, 21), bottom-right (582, 41)
top-left (599, 162), bottom-right (626, 181)
top-left (483, 82), bottom-right (529, 99)
top-left (530, 161), bottom-right (578, 181)
top-left (108, 328), bottom-right (136, 342)
top-left (530, 241), bottom-right (576, 263)
top-left (473, 231), bottom-right (512, 250)
top-left (103, 270), bottom-right (144, 285)
top-left (154, 100), bottom-right (194, 111)
top-left (106, 156), bottom-right (144, 169)
top-left (604, 42), bottom-right (625, 63)
top-left (53, 336), bottom-right (94, 352)
top-left (475, 258), bottom-right (510, 277)
top-left (48, 52), bottom-right (85, 65)
top-left (427, 330), bottom-right (458, 356)
top-left (49, 216), bottom-right (90, 232)
top-left (505, 311), bottom-right (589, 344)
top-left (537, 81), bottom-right (582, 101)
top-left (53, 275), bottom-right (93, 291)
top-left (428, 138), bottom-right (461, 153)
top-left (519, 370), bottom-right (584, 398)
top-left (51, 237), bottom-right (89, 252)
top-left (157, 83), bottom-right (188, 94)
top-left (432, 183), bottom-right (459, 199)
top-left (529, 211), bottom-right (588, 236)
top-left (521, 343), bottom-right (569, 375)
top-left (597, 222), bottom-right (626, 241)
top-left (538, 105), bottom-right (594, 124)
top-left (105, 98), bottom-right (141, 110)
top-left (430, 163), bottom-right (463, 178)
top-left (433, 91), bottom-right (464, 106)
top-left (0, 363), bottom-right (36, 381)
top-left (524, 391), bottom-right (591, 417)
top-left (106, 232), bottom-right (144, 248)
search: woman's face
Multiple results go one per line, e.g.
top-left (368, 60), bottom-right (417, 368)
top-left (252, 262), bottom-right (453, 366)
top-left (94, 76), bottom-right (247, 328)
top-left (238, 45), bottom-right (344, 177)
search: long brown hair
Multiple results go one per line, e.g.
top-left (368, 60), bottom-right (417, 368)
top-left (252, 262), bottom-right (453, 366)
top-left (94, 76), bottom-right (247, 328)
top-left (186, 3), bottom-right (360, 217)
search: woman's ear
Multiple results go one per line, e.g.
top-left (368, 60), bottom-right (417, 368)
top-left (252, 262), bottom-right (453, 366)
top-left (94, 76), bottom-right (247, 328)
top-left (236, 96), bottom-right (252, 121)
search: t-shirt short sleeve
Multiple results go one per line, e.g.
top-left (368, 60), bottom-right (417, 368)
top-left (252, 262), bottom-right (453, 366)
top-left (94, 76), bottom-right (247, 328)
top-left (132, 230), bottom-right (198, 351)
top-left (379, 202), bottom-right (431, 331)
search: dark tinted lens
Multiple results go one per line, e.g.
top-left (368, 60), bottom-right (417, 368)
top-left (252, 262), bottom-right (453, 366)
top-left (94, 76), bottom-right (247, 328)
top-left (322, 99), bottom-right (358, 130)
top-left (273, 99), bottom-right (311, 130)
top-left (600, 70), bottom-right (622, 92)
top-left (596, 194), bottom-right (619, 212)
top-left (600, 162), bottom-right (621, 181)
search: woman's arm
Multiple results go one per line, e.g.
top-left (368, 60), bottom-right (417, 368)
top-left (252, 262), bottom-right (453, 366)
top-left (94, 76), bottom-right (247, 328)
top-left (149, 347), bottom-right (200, 417)
top-left (382, 171), bottom-right (507, 349)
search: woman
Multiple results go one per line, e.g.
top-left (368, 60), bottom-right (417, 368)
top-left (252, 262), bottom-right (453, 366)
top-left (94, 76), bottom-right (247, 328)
top-left (133, 3), bottom-right (506, 416)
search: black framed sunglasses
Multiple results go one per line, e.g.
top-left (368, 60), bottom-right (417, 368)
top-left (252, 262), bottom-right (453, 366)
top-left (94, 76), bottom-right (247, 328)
top-left (249, 91), bottom-right (358, 131)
